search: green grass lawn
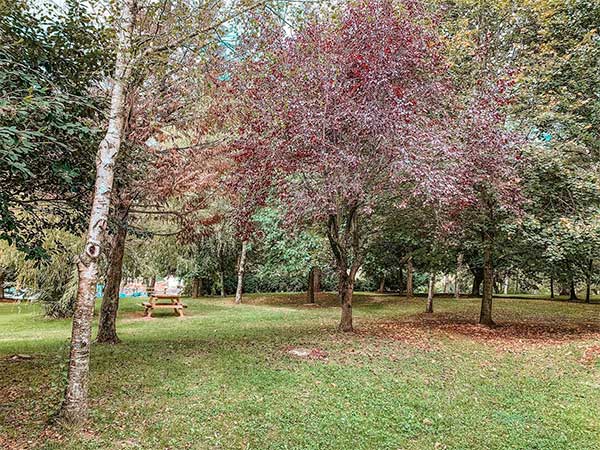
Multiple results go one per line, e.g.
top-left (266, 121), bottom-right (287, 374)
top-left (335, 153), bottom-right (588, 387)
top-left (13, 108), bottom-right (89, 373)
top-left (1, 293), bottom-right (599, 449)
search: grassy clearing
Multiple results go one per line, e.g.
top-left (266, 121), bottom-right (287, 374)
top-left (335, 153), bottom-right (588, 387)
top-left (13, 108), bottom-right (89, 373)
top-left (1, 293), bottom-right (599, 449)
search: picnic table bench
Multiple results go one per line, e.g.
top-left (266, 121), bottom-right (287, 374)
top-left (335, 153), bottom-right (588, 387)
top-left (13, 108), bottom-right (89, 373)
top-left (141, 293), bottom-right (187, 318)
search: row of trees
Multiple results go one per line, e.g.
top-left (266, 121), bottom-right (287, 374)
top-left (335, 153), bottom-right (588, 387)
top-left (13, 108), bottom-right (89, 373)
top-left (1, 0), bottom-right (598, 425)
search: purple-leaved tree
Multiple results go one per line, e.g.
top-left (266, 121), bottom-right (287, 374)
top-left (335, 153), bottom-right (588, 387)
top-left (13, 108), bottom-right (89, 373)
top-left (223, 0), bottom-right (476, 331)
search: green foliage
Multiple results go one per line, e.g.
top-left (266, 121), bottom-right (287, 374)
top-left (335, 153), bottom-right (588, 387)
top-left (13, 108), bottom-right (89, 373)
top-left (520, 0), bottom-right (600, 153)
top-left (0, 240), bottom-right (25, 290)
top-left (512, 0), bottom-right (600, 287)
top-left (19, 230), bottom-right (82, 318)
top-left (247, 208), bottom-right (329, 292)
top-left (0, 0), bottom-right (111, 256)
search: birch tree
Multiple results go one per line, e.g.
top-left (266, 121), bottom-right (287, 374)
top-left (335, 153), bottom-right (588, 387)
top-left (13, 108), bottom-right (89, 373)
top-left (60, 0), bottom-right (264, 423)
top-left (59, 0), bottom-right (135, 423)
top-left (235, 240), bottom-right (248, 303)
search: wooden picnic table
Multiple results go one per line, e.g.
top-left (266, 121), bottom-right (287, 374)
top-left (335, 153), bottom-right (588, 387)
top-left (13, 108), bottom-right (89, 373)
top-left (141, 293), bottom-right (187, 318)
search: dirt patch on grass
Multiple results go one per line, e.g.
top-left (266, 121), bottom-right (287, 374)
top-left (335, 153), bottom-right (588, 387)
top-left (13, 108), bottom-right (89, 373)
top-left (362, 313), bottom-right (600, 349)
top-left (284, 346), bottom-right (329, 360)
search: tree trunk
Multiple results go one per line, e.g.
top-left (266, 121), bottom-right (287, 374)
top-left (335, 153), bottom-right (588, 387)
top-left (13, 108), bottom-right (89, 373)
top-left (426, 272), bottom-right (435, 313)
top-left (550, 276), bottom-right (554, 299)
top-left (406, 256), bottom-right (414, 297)
top-left (503, 273), bottom-right (509, 295)
top-left (96, 219), bottom-right (128, 344)
top-left (455, 253), bottom-right (462, 299)
top-left (191, 277), bottom-right (200, 298)
top-left (235, 241), bottom-right (248, 304)
top-left (442, 274), bottom-right (448, 294)
top-left (219, 271), bottom-right (225, 297)
top-left (218, 241), bottom-right (225, 297)
top-left (313, 267), bottom-right (320, 293)
top-left (471, 267), bottom-right (483, 296)
top-left (148, 275), bottom-right (156, 294)
top-left (59, 1), bottom-right (134, 424)
top-left (585, 259), bottom-right (592, 304)
top-left (569, 279), bottom-right (578, 301)
top-left (0, 271), bottom-right (4, 299)
top-left (307, 267), bottom-right (315, 303)
top-left (326, 213), bottom-right (361, 333)
top-left (338, 270), bottom-right (354, 332)
top-left (378, 275), bottom-right (385, 293)
top-left (398, 266), bottom-right (405, 293)
top-left (479, 242), bottom-right (494, 326)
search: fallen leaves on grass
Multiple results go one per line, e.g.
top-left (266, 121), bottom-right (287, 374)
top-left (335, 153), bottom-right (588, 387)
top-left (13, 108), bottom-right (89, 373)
top-left (356, 321), bottom-right (438, 351)
top-left (362, 313), bottom-right (600, 350)
top-left (580, 345), bottom-right (600, 366)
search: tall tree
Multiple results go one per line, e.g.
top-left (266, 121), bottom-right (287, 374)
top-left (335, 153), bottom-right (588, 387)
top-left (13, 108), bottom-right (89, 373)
top-left (226, 0), bottom-right (463, 331)
top-left (60, 0), bottom-right (135, 423)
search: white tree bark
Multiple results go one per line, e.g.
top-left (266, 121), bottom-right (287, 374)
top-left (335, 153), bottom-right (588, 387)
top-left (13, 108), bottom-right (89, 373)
top-left (235, 240), bottom-right (248, 304)
top-left (59, 0), bottom-right (135, 424)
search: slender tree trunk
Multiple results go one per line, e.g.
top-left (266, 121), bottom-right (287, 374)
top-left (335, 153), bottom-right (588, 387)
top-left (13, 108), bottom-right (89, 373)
top-left (191, 277), bottom-right (200, 297)
top-left (398, 266), bottom-right (405, 293)
top-left (59, 1), bottom-right (134, 424)
top-left (406, 256), bottom-right (414, 297)
top-left (378, 275), bottom-right (385, 293)
top-left (569, 279), bottom-right (578, 301)
top-left (455, 253), bottom-right (462, 299)
top-left (307, 267), bottom-right (315, 303)
top-left (442, 274), bottom-right (448, 294)
top-left (426, 272), bottom-right (435, 313)
top-left (550, 276), bottom-right (554, 299)
top-left (585, 280), bottom-right (591, 303)
top-left (503, 273), bottom-right (509, 295)
top-left (0, 271), bottom-right (4, 299)
top-left (220, 271), bottom-right (225, 297)
top-left (148, 275), bottom-right (156, 294)
top-left (96, 220), bottom-right (128, 344)
top-left (218, 241), bottom-right (225, 297)
top-left (235, 241), bottom-right (248, 304)
top-left (479, 239), bottom-right (494, 327)
top-left (585, 259), bottom-right (593, 304)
